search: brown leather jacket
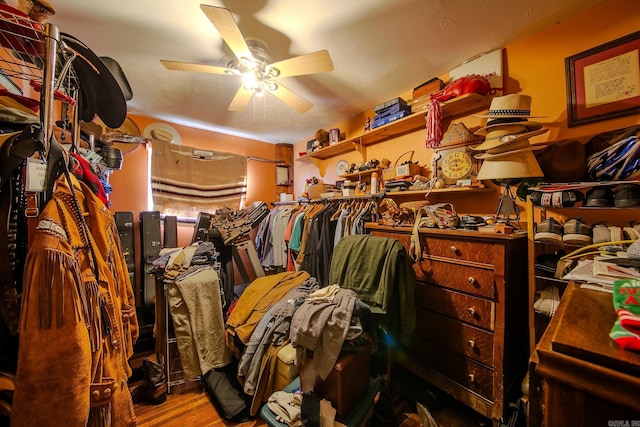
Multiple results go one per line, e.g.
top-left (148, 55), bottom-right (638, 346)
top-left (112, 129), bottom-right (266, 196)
top-left (12, 172), bottom-right (139, 426)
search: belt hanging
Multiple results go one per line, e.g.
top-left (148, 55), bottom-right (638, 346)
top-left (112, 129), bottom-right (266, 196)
top-left (24, 191), bottom-right (39, 247)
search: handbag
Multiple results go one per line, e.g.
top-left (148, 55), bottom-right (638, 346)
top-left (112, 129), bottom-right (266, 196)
top-left (409, 203), bottom-right (459, 262)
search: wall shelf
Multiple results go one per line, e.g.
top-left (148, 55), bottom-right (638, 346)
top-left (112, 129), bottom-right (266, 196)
top-left (296, 93), bottom-right (491, 164)
top-left (385, 186), bottom-right (494, 196)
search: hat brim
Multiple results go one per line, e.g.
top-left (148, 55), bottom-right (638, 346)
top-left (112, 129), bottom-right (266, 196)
top-left (143, 122), bottom-right (182, 145)
top-left (475, 144), bottom-right (548, 160)
top-left (470, 128), bottom-right (550, 152)
top-left (474, 120), bottom-right (544, 135)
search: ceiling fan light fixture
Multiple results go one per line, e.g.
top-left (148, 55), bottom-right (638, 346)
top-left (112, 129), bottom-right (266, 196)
top-left (239, 56), bottom-right (255, 69)
top-left (265, 66), bottom-right (280, 78)
top-left (254, 86), bottom-right (265, 97)
top-left (242, 68), bottom-right (261, 90)
top-left (264, 80), bottom-right (278, 92)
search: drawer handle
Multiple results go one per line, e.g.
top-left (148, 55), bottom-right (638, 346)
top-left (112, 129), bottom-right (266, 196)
top-left (468, 307), bottom-right (476, 316)
top-left (468, 340), bottom-right (475, 348)
top-left (450, 245), bottom-right (457, 253)
top-left (468, 373), bottom-right (475, 383)
top-left (467, 276), bottom-right (476, 284)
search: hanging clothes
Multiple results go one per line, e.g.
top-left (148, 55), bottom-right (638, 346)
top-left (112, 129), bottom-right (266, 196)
top-left (12, 172), bottom-right (139, 426)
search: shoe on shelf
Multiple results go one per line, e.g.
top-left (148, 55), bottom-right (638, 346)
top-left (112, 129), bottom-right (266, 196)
top-left (563, 217), bottom-right (592, 245)
top-left (534, 217), bottom-right (563, 243)
top-left (585, 186), bottom-right (614, 207)
top-left (614, 183), bottom-right (640, 207)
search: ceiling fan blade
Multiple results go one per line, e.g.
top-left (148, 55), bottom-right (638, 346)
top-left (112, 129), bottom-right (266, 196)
top-left (200, 5), bottom-right (254, 64)
top-left (228, 86), bottom-right (254, 111)
top-left (270, 82), bottom-right (313, 113)
top-left (160, 60), bottom-right (233, 75)
top-left (268, 50), bottom-right (334, 78)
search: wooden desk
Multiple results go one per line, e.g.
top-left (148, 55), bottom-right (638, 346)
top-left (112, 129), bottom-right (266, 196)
top-left (530, 282), bottom-right (640, 426)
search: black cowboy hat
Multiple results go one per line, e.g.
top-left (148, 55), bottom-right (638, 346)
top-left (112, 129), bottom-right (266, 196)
top-left (61, 33), bottom-right (127, 129)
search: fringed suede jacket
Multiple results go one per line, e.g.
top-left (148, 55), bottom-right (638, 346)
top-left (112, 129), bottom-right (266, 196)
top-left (12, 172), bottom-right (139, 426)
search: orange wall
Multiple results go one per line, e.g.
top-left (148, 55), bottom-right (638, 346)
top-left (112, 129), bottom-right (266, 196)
top-left (108, 115), bottom-right (282, 244)
top-left (293, 0), bottom-right (640, 219)
top-left (108, 0), bottom-right (640, 226)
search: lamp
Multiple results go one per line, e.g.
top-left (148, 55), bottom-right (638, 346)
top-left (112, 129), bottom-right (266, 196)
top-left (476, 149), bottom-right (544, 224)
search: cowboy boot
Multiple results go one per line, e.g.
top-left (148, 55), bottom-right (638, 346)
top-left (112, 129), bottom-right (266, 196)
top-left (142, 354), bottom-right (167, 405)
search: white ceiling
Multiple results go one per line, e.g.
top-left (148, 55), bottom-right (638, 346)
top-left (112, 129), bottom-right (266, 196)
top-left (38, 0), bottom-right (606, 145)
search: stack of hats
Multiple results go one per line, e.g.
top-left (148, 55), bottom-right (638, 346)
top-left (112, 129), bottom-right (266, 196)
top-left (471, 94), bottom-right (548, 181)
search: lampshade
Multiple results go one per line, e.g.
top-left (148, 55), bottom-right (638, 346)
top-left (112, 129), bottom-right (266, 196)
top-left (476, 150), bottom-right (544, 181)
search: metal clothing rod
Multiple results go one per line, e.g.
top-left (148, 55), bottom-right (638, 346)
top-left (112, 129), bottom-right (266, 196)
top-left (247, 156), bottom-right (285, 164)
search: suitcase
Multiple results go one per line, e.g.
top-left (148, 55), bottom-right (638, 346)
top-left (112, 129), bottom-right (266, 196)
top-left (191, 212), bottom-right (211, 243)
top-left (203, 361), bottom-right (251, 423)
top-left (299, 340), bottom-right (372, 420)
top-left (163, 215), bottom-right (178, 248)
top-left (140, 211), bottom-right (161, 323)
top-left (114, 210), bottom-right (135, 276)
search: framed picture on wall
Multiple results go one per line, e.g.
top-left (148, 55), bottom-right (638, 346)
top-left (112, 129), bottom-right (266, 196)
top-left (276, 165), bottom-right (291, 186)
top-left (565, 30), bottom-right (640, 127)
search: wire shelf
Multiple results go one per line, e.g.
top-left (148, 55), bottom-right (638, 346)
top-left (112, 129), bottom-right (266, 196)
top-left (0, 6), bottom-right (45, 83)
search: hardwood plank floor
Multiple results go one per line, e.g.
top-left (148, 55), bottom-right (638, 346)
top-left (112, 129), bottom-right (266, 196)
top-left (134, 390), bottom-right (268, 427)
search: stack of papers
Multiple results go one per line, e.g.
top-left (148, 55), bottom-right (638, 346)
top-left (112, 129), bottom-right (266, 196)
top-left (563, 257), bottom-right (640, 292)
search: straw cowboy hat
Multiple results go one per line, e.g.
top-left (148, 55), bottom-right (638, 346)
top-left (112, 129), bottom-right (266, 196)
top-left (474, 93), bottom-right (546, 120)
top-left (143, 122), bottom-right (182, 145)
top-left (470, 124), bottom-right (549, 153)
top-left (474, 144), bottom-right (548, 160)
top-left (477, 150), bottom-right (544, 181)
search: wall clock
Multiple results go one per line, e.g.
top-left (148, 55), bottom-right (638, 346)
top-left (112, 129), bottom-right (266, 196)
top-left (433, 141), bottom-right (481, 185)
top-left (336, 159), bottom-right (349, 177)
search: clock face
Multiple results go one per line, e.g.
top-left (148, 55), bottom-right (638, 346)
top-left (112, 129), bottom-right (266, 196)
top-left (442, 151), bottom-right (473, 180)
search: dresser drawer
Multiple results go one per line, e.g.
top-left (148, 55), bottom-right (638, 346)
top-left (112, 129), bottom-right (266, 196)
top-left (416, 258), bottom-right (495, 299)
top-left (414, 308), bottom-right (494, 366)
top-left (415, 283), bottom-right (495, 331)
top-left (421, 236), bottom-right (497, 266)
top-left (409, 338), bottom-right (494, 401)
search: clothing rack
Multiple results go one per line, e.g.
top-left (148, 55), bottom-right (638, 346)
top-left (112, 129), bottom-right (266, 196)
top-left (271, 193), bottom-right (385, 206)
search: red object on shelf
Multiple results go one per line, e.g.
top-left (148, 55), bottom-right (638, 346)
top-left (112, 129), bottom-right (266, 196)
top-left (29, 80), bottom-right (76, 105)
top-left (0, 3), bottom-right (45, 56)
top-left (431, 74), bottom-right (491, 102)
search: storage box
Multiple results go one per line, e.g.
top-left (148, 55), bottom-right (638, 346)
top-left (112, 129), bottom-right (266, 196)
top-left (395, 162), bottom-right (422, 179)
top-left (413, 77), bottom-right (444, 100)
top-left (273, 343), bottom-right (299, 392)
top-left (306, 183), bottom-right (326, 200)
top-left (299, 340), bottom-right (372, 420)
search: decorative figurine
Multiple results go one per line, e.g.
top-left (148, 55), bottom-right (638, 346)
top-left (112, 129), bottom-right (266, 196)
top-left (364, 117), bottom-right (371, 132)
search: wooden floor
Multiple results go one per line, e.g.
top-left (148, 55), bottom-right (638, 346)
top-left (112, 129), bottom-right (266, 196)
top-left (134, 389), bottom-right (268, 427)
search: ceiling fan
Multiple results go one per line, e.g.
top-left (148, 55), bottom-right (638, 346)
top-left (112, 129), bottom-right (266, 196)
top-left (160, 4), bottom-right (334, 113)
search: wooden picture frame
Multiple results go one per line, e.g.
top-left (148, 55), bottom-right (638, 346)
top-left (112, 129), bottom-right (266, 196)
top-left (565, 30), bottom-right (640, 127)
top-left (275, 165), bottom-right (291, 186)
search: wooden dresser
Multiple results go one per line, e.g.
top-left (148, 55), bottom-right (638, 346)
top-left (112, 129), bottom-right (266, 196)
top-left (366, 224), bottom-right (529, 426)
top-left (529, 282), bottom-right (640, 426)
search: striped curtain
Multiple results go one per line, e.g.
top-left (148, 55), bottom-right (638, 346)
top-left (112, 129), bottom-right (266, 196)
top-left (151, 139), bottom-right (247, 218)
